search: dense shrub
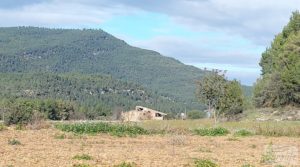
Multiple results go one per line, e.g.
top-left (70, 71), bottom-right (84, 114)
top-left (4, 101), bottom-right (34, 125)
top-left (3, 99), bottom-right (76, 125)
top-left (40, 100), bottom-right (75, 120)
top-left (194, 127), bottom-right (229, 136)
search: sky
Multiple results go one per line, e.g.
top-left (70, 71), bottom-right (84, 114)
top-left (0, 0), bottom-right (299, 85)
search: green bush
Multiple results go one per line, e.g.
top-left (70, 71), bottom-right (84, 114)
top-left (55, 123), bottom-right (148, 137)
top-left (73, 154), bottom-right (93, 160)
top-left (4, 102), bottom-right (34, 125)
top-left (194, 159), bottom-right (218, 167)
top-left (194, 127), bottom-right (229, 136)
top-left (234, 129), bottom-right (253, 137)
top-left (3, 99), bottom-right (75, 125)
top-left (43, 100), bottom-right (74, 120)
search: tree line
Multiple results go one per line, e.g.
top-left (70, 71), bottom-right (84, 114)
top-left (196, 11), bottom-right (300, 123)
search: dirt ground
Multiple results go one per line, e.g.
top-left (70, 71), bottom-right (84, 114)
top-left (0, 128), bottom-right (299, 167)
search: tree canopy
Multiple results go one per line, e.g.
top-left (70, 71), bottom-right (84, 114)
top-left (196, 70), bottom-right (244, 121)
top-left (254, 11), bottom-right (300, 107)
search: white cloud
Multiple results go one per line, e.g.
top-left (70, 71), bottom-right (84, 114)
top-left (0, 0), bottom-right (136, 27)
top-left (130, 35), bottom-right (262, 85)
top-left (110, 0), bottom-right (300, 45)
top-left (0, 0), bottom-right (298, 85)
top-left (0, 0), bottom-right (298, 43)
top-left (133, 35), bottom-right (262, 66)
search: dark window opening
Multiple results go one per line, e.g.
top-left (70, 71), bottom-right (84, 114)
top-left (155, 113), bottom-right (162, 117)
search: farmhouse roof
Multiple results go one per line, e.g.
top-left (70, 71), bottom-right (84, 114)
top-left (135, 106), bottom-right (167, 115)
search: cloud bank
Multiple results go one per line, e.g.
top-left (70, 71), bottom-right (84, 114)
top-left (1, 0), bottom-right (299, 85)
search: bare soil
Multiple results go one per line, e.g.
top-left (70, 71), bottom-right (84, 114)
top-left (0, 128), bottom-right (299, 167)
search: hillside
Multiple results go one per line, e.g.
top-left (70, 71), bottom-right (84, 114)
top-left (0, 27), bottom-right (207, 104)
top-left (0, 73), bottom-right (192, 118)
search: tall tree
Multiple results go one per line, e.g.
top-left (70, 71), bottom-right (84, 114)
top-left (254, 11), bottom-right (300, 107)
top-left (196, 70), bottom-right (244, 123)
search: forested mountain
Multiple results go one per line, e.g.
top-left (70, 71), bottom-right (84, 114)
top-left (0, 27), bottom-right (207, 104)
top-left (0, 26), bottom-right (210, 116)
top-left (254, 11), bottom-right (300, 107)
top-left (0, 27), bottom-right (251, 117)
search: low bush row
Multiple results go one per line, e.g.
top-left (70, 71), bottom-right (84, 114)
top-left (55, 122), bottom-right (148, 137)
top-left (193, 127), bottom-right (230, 136)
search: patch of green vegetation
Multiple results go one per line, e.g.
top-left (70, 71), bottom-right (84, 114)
top-left (234, 129), bottom-right (253, 137)
top-left (8, 139), bottom-right (21, 145)
top-left (15, 124), bottom-right (25, 130)
top-left (54, 133), bottom-right (66, 139)
top-left (260, 143), bottom-right (275, 164)
top-left (73, 154), bottom-right (93, 160)
top-left (55, 123), bottom-right (148, 137)
top-left (0, 123), bottom-right (6, 131)
top-left (198, 147), bottom-right (212, 153)
top-left (113, 162), bottom-right (137, 167)
top-left (194, 159), bottom-right (218, 167)
top-left (241, 164), bottom-right (255, 167)
top-left (226, 137), bottom-right (240, 141)
top-left (72, 164), bottom-right (91, 167)
top-left (193, 127), bottom-right (229, 136)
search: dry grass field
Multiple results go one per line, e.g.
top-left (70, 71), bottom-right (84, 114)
top-left (0, 120), bottom-right (300, 167)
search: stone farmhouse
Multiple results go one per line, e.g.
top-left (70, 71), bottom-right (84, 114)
top-left (121, 106), bottom-right (167, 122)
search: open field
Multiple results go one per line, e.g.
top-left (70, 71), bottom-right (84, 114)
top-left (0, 120), bottom-right (300, 167)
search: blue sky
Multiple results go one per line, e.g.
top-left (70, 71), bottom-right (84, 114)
top-left (0, 0), bottom-right (299, 85)
top-left (99, 11), bottom-right (266, 85)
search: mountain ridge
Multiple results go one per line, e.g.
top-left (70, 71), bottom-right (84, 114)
top-left (0, 26), bottom-right (250, 113)
top-left (0, 26), bottom-right (207, 111)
